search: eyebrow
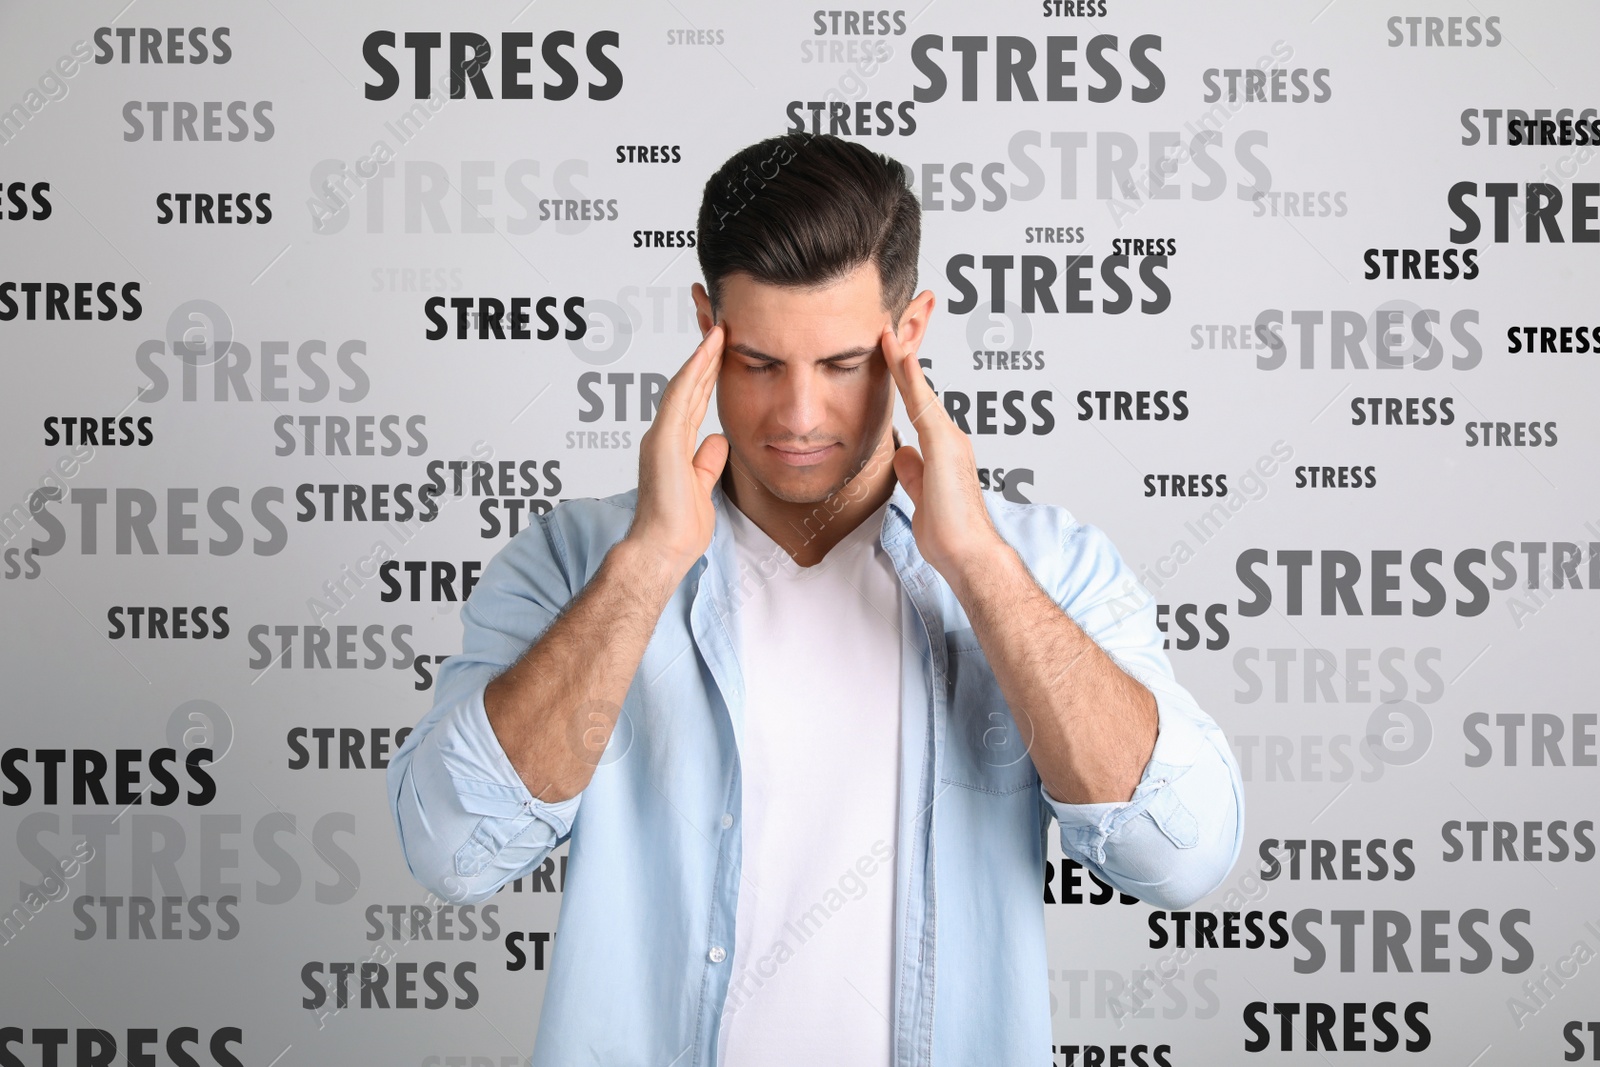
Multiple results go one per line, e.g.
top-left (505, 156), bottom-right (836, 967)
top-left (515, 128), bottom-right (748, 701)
top-left (728, 342), bottom-right (878, 365)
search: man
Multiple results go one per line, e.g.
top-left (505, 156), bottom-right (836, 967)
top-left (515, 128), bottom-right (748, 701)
top-left (388, 132), bottom-right (1244, 1067)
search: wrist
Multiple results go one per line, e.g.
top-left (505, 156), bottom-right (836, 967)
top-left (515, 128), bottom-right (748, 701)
top-left (611, 536), bottom-right (694, 593)
top-left (944, 534), bottom-right (1024, 602)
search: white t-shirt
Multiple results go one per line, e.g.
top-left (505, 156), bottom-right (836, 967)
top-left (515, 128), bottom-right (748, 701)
top-left (716, 497), bottom-right (903, 1066)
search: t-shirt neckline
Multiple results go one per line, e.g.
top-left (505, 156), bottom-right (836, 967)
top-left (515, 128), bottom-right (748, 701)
top-left (725, 497), bottom-right (887, 581)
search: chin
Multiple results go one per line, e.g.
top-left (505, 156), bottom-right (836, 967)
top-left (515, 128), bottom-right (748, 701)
top-left (761, 468), bottom-right (840, 505)
top-left (727, 439), bottom-right (868, 504)
top-left (757, 451), bottom-right (857, 501)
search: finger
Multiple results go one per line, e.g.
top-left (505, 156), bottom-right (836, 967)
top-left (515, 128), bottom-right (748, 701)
top-left (681, 323), bottom-right (726, 428)
top-left (681, 322), bottom-right (724, 407)
top-left (686, 323), bottom-right (724, 431)
top-left (692, 432), bottom-right (729, 494)
top-left (657, 324), bottom-right (724, 439)
top-left (880, 323), bottom-right (931, 421)
top-left (892, 444), bottom-right (924, 506)
top-left (880, 323), bottom-right (947, 445)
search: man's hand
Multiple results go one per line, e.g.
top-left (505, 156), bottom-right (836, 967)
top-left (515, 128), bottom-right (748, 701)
top-left (882, 322), bottom-right (1162, 809)
top-left (476, 326), bottom-right (727, 803)
top-left (625, 324), bottom-right (729, 577)
top-left (880, 322), bottom-right (1008, 582)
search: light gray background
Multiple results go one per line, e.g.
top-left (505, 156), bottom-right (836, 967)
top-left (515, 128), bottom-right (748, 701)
top-left (3, 0), bottom-right (1597, 1063)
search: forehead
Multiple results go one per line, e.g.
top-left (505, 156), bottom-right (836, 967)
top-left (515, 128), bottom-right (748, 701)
top-left (717, 262), bottom-right (886, 355)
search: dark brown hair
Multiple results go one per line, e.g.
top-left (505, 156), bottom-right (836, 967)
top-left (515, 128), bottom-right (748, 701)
top-left (695, 132), bottom-right (920, 320)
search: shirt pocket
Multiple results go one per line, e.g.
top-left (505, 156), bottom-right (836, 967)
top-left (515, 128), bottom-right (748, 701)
top-left (939, 627), bottom-right (1040, 796)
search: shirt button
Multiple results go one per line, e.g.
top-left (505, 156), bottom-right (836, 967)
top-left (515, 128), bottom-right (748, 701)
top-left (721, 813), bottom-right (734, 829)
top-left (708, 946), bottom-right (726, 963)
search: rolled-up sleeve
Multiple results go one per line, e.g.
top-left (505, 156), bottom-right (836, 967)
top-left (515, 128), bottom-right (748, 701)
top-left (386, 511), bottom-right (582, 905)
top-left (1037, 520), bottom-right (1245, 911)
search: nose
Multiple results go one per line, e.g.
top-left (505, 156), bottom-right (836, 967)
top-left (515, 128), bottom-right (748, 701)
top-left (774, 364), bottom-right (826, 438)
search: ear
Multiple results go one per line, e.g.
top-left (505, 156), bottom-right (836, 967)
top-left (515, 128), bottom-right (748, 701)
top-left (691, 282), bottom-right (715, 338)
top-left (893, 289), bottom-right (936, 360)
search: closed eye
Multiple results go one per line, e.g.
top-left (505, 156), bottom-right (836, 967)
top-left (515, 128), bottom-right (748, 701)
top-left (743, 362), bottom-right (864, 375)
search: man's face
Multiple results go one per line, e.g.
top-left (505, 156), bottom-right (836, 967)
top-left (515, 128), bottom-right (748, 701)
top-left (697, 261), bottom-right (898, 505)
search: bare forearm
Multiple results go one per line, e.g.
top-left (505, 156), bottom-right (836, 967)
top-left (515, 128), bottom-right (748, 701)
top-left (483, 538), bottom-right (684, 804)
top-left (950, 541), bottom-right (1158, 805)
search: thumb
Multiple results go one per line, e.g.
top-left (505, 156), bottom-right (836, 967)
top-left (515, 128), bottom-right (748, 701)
top-left (893, 444), bottom-right (924, 506)
top-left (692, 433), bottom-right (729, 494)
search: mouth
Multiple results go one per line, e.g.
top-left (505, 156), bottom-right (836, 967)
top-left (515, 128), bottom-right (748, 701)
top-left (768, 443), bottom-right (838, 467)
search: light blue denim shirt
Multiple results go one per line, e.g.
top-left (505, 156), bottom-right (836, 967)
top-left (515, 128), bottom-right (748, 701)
top-left (387, 474), bottom-right (1245, 1067)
